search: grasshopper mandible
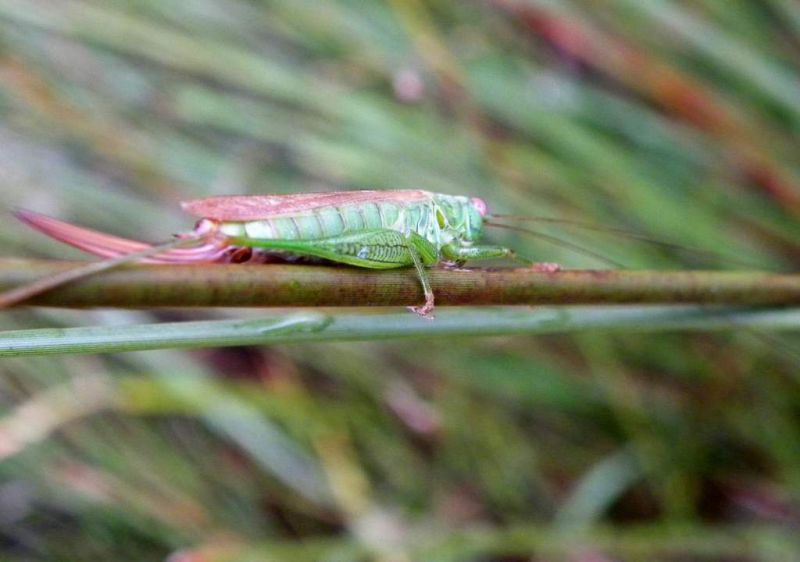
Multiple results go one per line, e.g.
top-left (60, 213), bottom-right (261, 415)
top-left (4, 190), bottom-right (558, 315)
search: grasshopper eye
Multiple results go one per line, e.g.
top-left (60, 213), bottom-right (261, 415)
top-left (436, 209), bottom-right (447, 228)
top-left (470, 197), bottom-right (488, 217)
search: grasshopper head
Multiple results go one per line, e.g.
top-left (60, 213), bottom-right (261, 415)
top-left (432, 194), bottom-right (486, 241)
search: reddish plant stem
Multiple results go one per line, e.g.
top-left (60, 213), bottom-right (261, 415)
top-left (0, 259), bottom-right (798, 309)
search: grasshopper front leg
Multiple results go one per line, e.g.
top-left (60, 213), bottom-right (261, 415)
top-left (442, 243), bottom-right (515, 264)
top-left (441, 243), bottom-right (561, 272)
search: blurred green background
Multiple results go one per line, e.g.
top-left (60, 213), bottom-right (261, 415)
top-left (0, 1), bottom-right (799, 560)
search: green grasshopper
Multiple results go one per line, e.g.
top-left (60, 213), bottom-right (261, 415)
top-left (2, 190), bottom-right (558, 315)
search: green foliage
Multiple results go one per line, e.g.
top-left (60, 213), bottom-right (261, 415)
top-left (0, 0), bottom-right (798, 560)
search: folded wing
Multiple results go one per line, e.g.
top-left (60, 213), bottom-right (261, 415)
top-left (181, 190), bottom-right (432, 221)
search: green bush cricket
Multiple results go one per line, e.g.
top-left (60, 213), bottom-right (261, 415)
top-left (1, 190), bottom-right (559, 315)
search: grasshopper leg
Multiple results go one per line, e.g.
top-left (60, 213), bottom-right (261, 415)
top-left (441, 243), bottom-right (514, 264)
top-left (403, 234), bottom-right (435, 318)
top-left (442, 244), bottom-right (561, 271)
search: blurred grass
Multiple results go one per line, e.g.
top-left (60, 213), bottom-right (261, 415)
top-left (0, 0), bottom-right (799, 560)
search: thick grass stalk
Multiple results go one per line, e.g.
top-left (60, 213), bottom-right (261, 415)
top-left (0, 259), bottom-right (799, 308)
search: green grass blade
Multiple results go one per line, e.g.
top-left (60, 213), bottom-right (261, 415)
top-left (1, 306), bottom-right (799, 356)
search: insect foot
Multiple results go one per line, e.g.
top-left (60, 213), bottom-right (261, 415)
top-left (530, 262), bottom-right (562, 273)
top-left (408, 306), bottom-right (435, 319)
top-left (408, 296), bottom-right (435, 319)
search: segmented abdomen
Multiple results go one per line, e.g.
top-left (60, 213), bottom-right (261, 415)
top-left (218, 200), bottom-right (436, 242)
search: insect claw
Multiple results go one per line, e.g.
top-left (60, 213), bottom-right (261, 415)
top-left (408, 293), bottom-right (436, 318)
top-left (408, 305), bottom-right (435, 319)
top-left (530, 262), bottom-right (562, 273)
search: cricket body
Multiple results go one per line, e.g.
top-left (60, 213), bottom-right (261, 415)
top-left (14, 190), bottom-right (523, 315)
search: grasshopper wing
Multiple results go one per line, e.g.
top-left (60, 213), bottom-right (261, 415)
top-left (180, 190), bottom-right (432, 221)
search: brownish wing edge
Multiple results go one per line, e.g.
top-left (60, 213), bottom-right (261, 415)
top-left (180, 190), bottom-right (433, 221)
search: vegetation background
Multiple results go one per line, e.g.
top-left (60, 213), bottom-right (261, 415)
top-left (0, 0), bottom-right (799, 560)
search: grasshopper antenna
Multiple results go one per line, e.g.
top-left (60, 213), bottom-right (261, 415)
top-left (486, 214), bottom-right (759, 269)
top-left (485, 221), bottom-right (626, 268)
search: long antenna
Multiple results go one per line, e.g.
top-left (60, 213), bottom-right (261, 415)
top-left (487, 214), bottom-right (757, 268)
top-left (485, 221), bottom-right (626, 268)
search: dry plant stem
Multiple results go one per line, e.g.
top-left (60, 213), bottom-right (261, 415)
top-left (0, 259), bottom-right (799, 308)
